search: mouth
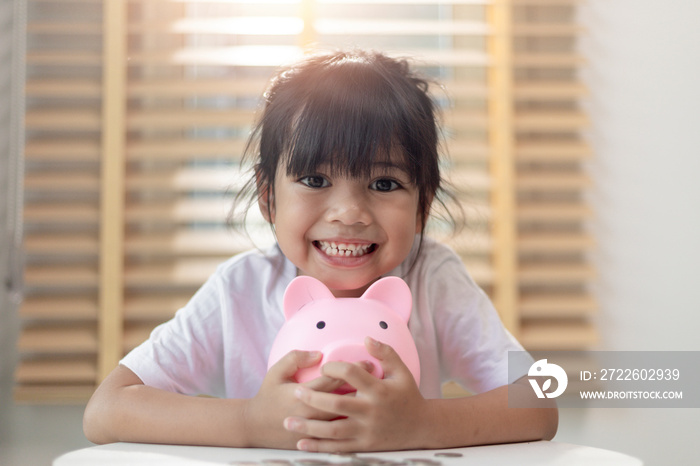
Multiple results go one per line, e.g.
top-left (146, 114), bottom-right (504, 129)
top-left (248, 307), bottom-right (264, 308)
top-left (313, 240), bottom-right (377, 258)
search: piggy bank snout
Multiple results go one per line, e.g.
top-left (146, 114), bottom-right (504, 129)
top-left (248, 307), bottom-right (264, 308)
top-left (322, 340), bottom-right (383, 380)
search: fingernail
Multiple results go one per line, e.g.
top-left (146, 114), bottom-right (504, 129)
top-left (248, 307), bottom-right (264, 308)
top-left (366, 336), bottom-right (380, 347)
top-left (359, 360), bottom-right (375, 372)
top-left (294, 387), bottom-right (305, 399)
top-left (284, 417), bottom-right (299, 431)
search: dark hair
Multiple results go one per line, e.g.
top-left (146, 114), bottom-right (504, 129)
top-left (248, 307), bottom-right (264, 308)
top-left (231, 49), bottom-right (460, 238)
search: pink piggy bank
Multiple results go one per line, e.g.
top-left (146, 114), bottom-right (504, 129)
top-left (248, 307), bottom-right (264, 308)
top-left (267, 275), bottom-right (420, 394)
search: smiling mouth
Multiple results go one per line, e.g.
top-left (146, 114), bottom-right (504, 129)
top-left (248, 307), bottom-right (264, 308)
top-left (314, 240), bottom-right (377, 257)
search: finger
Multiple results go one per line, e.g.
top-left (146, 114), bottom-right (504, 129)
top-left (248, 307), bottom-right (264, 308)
top-left (284, 416), bottom-right (354, 441)
top-left (294, 386), bottom-right (364, 418)
top-left (296, 437), bottom-right (356, 454)
top-left (269, 350), bottom-right (322, 382)
top-left (365, 337), bottom-right (412, 381)
top-left (303, 374), bottom-right (346, 393)
top-left (320, 361), bottom-right (378, 393)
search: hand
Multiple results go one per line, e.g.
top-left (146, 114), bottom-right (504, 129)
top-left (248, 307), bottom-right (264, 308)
top-left (283, 337), bottom-right (429, 452)
top-left (244, 350), bottom-right (348, 449)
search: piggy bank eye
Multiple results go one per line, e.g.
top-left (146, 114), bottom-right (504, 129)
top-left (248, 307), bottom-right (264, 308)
top-left (316, 321), bottom-right (326, 329)
top-left (379, 321), bottom-right (388, 329)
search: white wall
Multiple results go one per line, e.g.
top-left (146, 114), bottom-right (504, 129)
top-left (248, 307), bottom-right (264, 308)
top-left (554, 1), bottom-right (700, 464)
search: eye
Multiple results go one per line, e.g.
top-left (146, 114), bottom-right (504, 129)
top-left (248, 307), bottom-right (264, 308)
top-left (379, 321), bottom-right (388, 329)
top-left (370, 178), bottom-right (400, 192)
top-left (316, 321), bottom-right (326, 329)
top-left (300, 175), bottom-right (330, 189)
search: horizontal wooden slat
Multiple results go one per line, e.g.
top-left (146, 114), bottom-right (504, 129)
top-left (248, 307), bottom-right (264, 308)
top-left (125, 294), bottom-right (191, 320)
top-left (441, 232), bottom-right (492, 255)
top-left (27, 22), bottom-right (102, 34)
top-left (315, 19), bottom-right (490, 36)
top-left (517, 202), bottom-right (592, 222)
top-left (440, 81), bottom-right (489, 99)
top-left (515, 141), bottom-right (591, 161)
top-left (127, 46), bottom-right (489, 68)
top-left (513, 53), bottom-right (585, 67)
top-left (518, 232), bottom-right (594, 253)
top-left (25, 110), bottom-right (101, 130)
top-left (25, 140), bottom-right (101, 162)
top-left (126, 199), bottom-right (231, 223)
top-left (24, 233), bottom-right (99, 255)
top-left (512, 24), bottom-right (583, 36)
top-left (446, 169), bottom-right (491, 191)
top-left (519, 321), bottom-right (598, 351)
top-left (128, 17), bottom-right (303, 35)
top-left (14, 385), bottom-right (95, 404)
top-left (25, 79), bottom-right (102, 97)
top-left (513, 82), bottom-right (587, 99)
top-left (446, 140), bottom-right (490, 161)
top-left (18, 327), bottom-right (97, 354)
top-left (460, 260), bottom-right (493, 287)
top-left (128, 78), bottom-right (267, 97)
top-left (24, 171), bottom-right (100, 192)
top-left (127, 45), bottom-right (305, 67)
top-left (516, 172), bottom-right (591, 191)
top-left (124, 324), bottom-right (158, 353)
top-left (518, 263), bottom-right (596, 285)
top-left (127, 109), bottom-right (254, 129)
top-left (24, 265), bottom-right (99, 288)
top-left (520, 292), bottom-right (597, 319)
top-left (126, 231), bottom-right (254, 257)
top-left (24, 202), bottom-right (99, 224)
top-left (127, 139), bottom-right (247, 161)
top-left (26, 51), bottom-right (102, 66)
top-left (514, 111), bottom-right (589, 130)
top-left (125, 259), bottom-right (227, 287)
top-left (20, 296), bottom-right (98, 321)
top-left (15, 359), bottom-right (96, 384)
top-left (126, 168), bottom-right (239, 193)
top-left (444, 110), bottom-right (489, 130)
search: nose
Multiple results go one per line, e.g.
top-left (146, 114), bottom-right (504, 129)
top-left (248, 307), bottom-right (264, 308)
top-left (324, 182), bottom-right (372, 226)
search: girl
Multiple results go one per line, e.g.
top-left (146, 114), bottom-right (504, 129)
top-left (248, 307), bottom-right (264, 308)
top-left (83, 50), bottom-right (557, 452)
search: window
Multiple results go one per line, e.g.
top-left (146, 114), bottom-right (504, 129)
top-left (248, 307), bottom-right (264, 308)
top-left (15, 0), bottom-right (594, 402)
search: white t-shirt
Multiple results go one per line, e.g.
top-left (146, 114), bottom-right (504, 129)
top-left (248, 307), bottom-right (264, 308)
top-left (120, 236), bottom-right (532, 399)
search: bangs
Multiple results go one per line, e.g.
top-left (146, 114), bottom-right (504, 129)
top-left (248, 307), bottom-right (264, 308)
top-left (282, 78), bottom-right (412, 180)
top-left (267, 56), bottom-right (422, 182)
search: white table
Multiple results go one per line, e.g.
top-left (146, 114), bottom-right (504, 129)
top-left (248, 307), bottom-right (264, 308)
top-left (54, 440), bottom-right (642, 465)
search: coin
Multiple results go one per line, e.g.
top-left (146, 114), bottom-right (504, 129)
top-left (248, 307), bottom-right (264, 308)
top-left (434, 452), bottom-right (463, 458)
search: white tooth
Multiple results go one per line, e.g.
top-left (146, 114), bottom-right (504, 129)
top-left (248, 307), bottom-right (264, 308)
top-left (338, 243), bottom-right (347, 250)
top-left (325, 247), bottom-right (333, 255)
top-left (331, 242), bottom-right (337, 249)
top-left (347, 244), bottom-right (357, 251)
top-left (345, 250), bottom-right (352, 256)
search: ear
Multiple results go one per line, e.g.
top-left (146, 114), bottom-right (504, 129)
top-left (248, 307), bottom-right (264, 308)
top-left (283, 276), bottom-right (335, 320)
top-left (256, 170), bottom-right (275, 223)
top-left (362, 277), bottom-right (412, 323)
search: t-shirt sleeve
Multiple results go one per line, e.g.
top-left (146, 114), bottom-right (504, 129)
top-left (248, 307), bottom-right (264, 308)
top-left (120, 270), bottom-right (227, 398)
top-left (426, 249), bottom-right (533, 393)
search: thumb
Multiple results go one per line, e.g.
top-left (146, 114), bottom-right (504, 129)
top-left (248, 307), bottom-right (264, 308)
top-left (365, 337), bottom-right (411, 382)
top-left (269, 350), bottom-right (322, 382)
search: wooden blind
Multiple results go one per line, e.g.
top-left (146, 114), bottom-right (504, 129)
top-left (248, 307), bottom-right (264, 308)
top-left (16, 0), bottom-right (595, 402)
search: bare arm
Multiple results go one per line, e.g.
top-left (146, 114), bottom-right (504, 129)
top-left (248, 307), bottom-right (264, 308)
top-left (285, 338), bottom-right (558, 452)
top-left (83, 351), bottom-right (347, 449)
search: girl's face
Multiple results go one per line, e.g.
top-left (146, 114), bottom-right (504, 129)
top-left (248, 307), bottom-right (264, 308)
top-left (260, 157), bottom-right (422, 298)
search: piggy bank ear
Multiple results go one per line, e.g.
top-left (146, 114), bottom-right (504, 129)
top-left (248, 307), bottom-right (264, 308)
top-left (283, 276), bottom-right (334, 320)
top-left (362, 277), bottom-right (412, 323)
